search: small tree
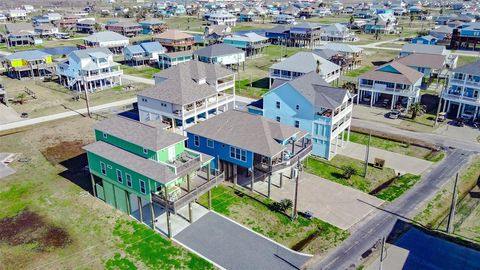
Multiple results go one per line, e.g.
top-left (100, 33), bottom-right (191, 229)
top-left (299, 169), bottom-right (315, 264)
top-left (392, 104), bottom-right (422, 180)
top-left (439, 8), bottom-right (444, 15)
top-left (409, 102), bottom-right (426, 120)
top-left (349, 15), bottom-right (354, 30)
top-left (16, 93), bottom-right (27, 104)
top-left (342, 166), bottom-right (357, 180)
top-left (409, 15), bottom-right (415, 26)
top-left (271, 199), bottom-right (293, 213)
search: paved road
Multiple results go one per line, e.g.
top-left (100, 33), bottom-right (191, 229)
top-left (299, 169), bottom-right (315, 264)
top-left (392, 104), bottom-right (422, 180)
top-left (175, 212), bottom-right (312, 270)
top-left (351, 118), bottom-right (480, 152)
top-left (0, 98), bottom-right (136, 132)
top-left (308, 149), bottom-right (473, 270)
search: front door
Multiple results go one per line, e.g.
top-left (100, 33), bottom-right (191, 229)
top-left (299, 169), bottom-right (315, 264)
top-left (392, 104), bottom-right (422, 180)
top-left (168, 146), bottom-right (176, 162)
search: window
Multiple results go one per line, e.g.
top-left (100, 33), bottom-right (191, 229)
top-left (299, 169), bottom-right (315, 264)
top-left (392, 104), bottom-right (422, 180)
top-left (143, 148), bottom-right (148, 155)
top-left (296, 105), bottom-right (300, 110)
top-left (207, 139), bottom-right (214, 148)
top-left (100, 162), bottom-right (106, 175)
top-left (126, 173), bottom-right (132, 187)
top-left (276, 101), bottom-right (281, 109)
top-left (116, 169), bottom-right (123, 183)
top-left (141, 97), bottom-right (148, 102)
top-left (276, 116), bottom-right (281, 122)
top-left (102, 132), bottom-right (108, 139)
top-left (140, 180), bottom-right (146, 194)
top-left (230, 146), bottom-right (247, 162)
top-left (294, 120), bottom-right (300, 128)
top-left (194, 135), bottom-right (200, 146)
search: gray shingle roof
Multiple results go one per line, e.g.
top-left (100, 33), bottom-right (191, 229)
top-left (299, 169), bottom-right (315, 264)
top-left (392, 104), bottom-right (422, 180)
top-left (83, 31), bottom-right (129, 43)
top-left (360, 61), bottom-right (423, 84)
top-left (397, 53), bottom-right (446, 70)
top-left (93, 116), bottom-right (186, 151)
top-left (5, 50), bottom-right (51, 61)
top-left (401, 43), bottom-right (446, 55)
top-left (69, 47), bottom-right (113, 59)
top-left (83, 141), bottom-right (177, 184)
top-left (316, 43), bottom-right (363, 54)
top-left (270, 52), bottom-right (341, 76)
top-left (274, 72), bottom-right (350, 109)
top-left (194, 43), bottom-right (244, 58)
top-left (186, 110), bottom-right (302, 158)
top-left (452, 60), bottom-right (480, 76)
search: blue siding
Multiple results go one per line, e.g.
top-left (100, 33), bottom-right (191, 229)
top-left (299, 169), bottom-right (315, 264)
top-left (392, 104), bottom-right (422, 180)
top-left (186, 133), bottom-right (254, 170)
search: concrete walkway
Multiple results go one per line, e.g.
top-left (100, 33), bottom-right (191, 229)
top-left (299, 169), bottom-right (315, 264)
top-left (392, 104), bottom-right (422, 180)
top-left (0, 104), bottom-right (20, 124)
top-left (121, 74), bottom-right (154, 85)
top-left (253, 172), bottom-right (384, 230)
top-left (0, 98), bottom-right (136, 132)
top-left (175, 211), bottom-right (312, 270)
top-left (337, 142), bottom-right (433, 175)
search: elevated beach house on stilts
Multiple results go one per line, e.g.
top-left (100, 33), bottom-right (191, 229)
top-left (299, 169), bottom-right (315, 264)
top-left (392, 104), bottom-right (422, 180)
top-left (84, 116), bottom-right (223, 238)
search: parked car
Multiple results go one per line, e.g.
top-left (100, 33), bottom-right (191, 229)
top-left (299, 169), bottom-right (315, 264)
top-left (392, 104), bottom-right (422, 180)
top-left (389, 110), bottom-right (400, 119)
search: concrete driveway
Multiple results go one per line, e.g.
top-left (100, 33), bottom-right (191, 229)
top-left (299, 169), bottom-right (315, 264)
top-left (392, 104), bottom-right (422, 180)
top-left (337, 142), bottom-right (433, 175)
top-left (0, 153), bottom-right (16, 179)
top-left (0, 105), bottom-right (20, 125)
top-left (174, 212), bottom-right (312, 270)
top-left (254, 172), bottom-right (384, 230)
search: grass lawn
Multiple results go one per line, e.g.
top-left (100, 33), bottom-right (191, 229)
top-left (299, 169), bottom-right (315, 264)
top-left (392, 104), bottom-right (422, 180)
top-left (456, 55), bottom-right (479, 67)
top-left (0, 117), bottom-right (211, 269)
top-left (344, 66), bottom-right (374, 78)
top-left (2, 76), bottom-right (148, 118)
top-left (304, 155), bottom-right (397, 192)
top-left (348, 131), bottom-right (438, 161)
top-left (197, 184), bottom-right (348, 254)
top-left (121, 64), bottom-right (161, 79)
top-left (164, 16), bottom-right (206, 32)
top-left (375, 174), bottom-right (421, 201)
top-left (414, 155), bottom-right (480, 229)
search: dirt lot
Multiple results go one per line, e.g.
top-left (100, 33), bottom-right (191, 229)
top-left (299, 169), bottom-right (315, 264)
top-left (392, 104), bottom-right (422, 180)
top-left (0, 115), bottom-right (211, 269)
top-left (1, 75), bottom-right (148, 119)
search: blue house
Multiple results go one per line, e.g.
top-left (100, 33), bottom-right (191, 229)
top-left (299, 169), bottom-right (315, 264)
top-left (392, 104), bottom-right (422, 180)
top-left (255, 72), bottom-right (353, 160)
top-left (186, 110), bottom-right (311, 196)
top-left (139, 19), bottom-right (166, 35)
top-left (264, 26), bottom-right (290, 45)
top-left (223, 32), bottom-right (270, 57)
top-left (411, 35), bottom-right (438, 45)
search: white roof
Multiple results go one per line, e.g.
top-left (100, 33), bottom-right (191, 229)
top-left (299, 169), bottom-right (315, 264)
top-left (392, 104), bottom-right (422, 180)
top-left (270, 52), bottom-right (341, 76)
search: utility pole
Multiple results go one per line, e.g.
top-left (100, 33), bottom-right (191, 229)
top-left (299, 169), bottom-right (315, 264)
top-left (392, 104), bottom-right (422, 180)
top-left (434, 77), bottom-right (448, 127)
top-left (379, 236), bottom-right (386, 270)
top-left (364, 131), bottom-right (372, 177)
top-left (447, 173), bottom-right (459, 234)
top-left (292, 159), bottom-right (300, 221)
top-left (84, 85), bottom-right (91, 118)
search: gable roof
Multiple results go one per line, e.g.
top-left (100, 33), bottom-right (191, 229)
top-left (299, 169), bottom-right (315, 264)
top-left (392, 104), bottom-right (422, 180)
top-left (452, 60), bottom-right (480, 76)
top-left (186, 110), bottom-right (302, 158)
top-left (193, 43), bottom-right (244, 58)
top-left (93, 115), bottom-right (185, 151)
top-left (140, 41), bottom-right (165, 53)
top-left (316, 43), bottom-right (363, 54)
top-left (155, 29), bottom-right (193, 40)
top-left (360, 61), bottom-right (423, 84)
top-left (125, 44), bottom-right (144, 54)
top-left (397, 53), bottom-right (446, 70)
top-left (83, 141), bottom-right (177, 184)
top-left (270, 52), bottom-right (341, 75)
top-left (5, 50), bottom-right (51, 61)
top-left (265, 25), bottom-right (290, 34)
top-left (69, 47), bottom-right (113, 60)
top-left (84, 31), bottom-right (129, 43)
top-left (401, 43), bottom-right (446, 55)
top-left (225, 32), bottom-right (268, 42)
top-left (272, 72), bottom-right (350, 109)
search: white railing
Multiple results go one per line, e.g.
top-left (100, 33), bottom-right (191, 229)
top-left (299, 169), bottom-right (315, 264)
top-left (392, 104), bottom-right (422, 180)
top-left (216, 80), bottom-right (235, 90)
top-left (83, 70), bottom-right (123, 81)
top-left (182, 95), bottom-right (233, 118)
top-left (443, 93), bottom-right (480, 104)
top-left (359, 84), bottom-right (416, 94)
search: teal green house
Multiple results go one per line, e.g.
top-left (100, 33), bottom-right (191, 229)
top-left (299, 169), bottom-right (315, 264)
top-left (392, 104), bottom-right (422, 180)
top-left (83, 116), bottom-right (222, 237)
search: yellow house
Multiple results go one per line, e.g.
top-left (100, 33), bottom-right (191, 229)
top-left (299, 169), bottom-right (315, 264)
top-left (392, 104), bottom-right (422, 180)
top-left (3, 50), bottom-right (54, 79)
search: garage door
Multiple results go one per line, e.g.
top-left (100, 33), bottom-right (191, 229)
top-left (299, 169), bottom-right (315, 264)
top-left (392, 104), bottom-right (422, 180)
top-left (114, 185), bottom-right (128, 213)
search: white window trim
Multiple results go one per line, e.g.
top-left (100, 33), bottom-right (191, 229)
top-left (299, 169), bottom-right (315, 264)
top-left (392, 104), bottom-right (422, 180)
top-left (139, 180), bottom-right (146, 194)
top-left (194, 135), bottom-right (200, 146)
top-left (143, 148), bottom-right (148, 154)
top-left (126, 173), bottom-right (132, 187)
top-left (102, 132), bottom-right (108, 138)
top-left (100, 161), bottom-right (106, 175)
top-left (116, 169), bottom-right (123, 183)
top-left (207, 139), bottom-right (214, 148)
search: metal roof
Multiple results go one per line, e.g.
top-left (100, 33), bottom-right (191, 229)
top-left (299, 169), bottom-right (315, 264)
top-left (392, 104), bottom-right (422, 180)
top-left (194, 43), bottom-right (244, 58)
top-left (270, 52), bottom-right (341, 76)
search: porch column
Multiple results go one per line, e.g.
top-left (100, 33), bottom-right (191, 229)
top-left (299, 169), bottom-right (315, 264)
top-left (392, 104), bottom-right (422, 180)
top-left (335, 135), bottom-right (339, 154)
top-left (442, 98), bottom-right (447, 112)
top-left (233, 164), bottom-right (237, 186)
top-left (347, 125), bottom-right (351, 143)
top-left (474, 106), bottom-right (479, 120)
top-left (137, 196), bottom-right (144, 223)
top-left (457, 103), bottom-right (462, 118)
top-left (250, 167), bottom-right (254, 192)
top-left (150, 201), bottom-right (156, 229)
top-left (279, 172), bottom-right (283, 188)
top-left (90, 174), bottom-right (96, 198)
top-left (391, 95), bottom-right (395, 110)
top-left (164, 189), bottom-right (172, 238)
top-left (187, 174), bottom-right (193, 223)
top-left (341, 130), bottom-right (345, 147)
top-left (207, 163), bottom-right (212, 210)
top-left (357, 90), bottom-right (360, 104)
top-left (125, 191), bottom-right (131, 216)
top-left (447, 100), bottom-right (451, 112)
top-left (370, 91), bottom-right (374, 107)
top-left (267, 158), bottom-right (272, 198)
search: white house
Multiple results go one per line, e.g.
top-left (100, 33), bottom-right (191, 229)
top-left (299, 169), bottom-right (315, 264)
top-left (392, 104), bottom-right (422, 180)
top-left (207, 10), bottom-right (237, 26)
top-left (269, 52), bottom-right (341, 87)
top-left (321, 23), bottom-right (357, 42)
top-left (82, 31), bottom-right (129, 54)
top-left (193, 43), bottom-right (245, 70)
top-left (7, 9), bottom-right (27, 21)
top-left (137, 61), bottom-right (236, 133)
top-left (57, 47), bottom-right (123, 92)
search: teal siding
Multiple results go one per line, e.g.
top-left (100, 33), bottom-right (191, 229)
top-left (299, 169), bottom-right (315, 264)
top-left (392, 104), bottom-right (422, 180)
top-left (95, 130), bottom-right (157, 160)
